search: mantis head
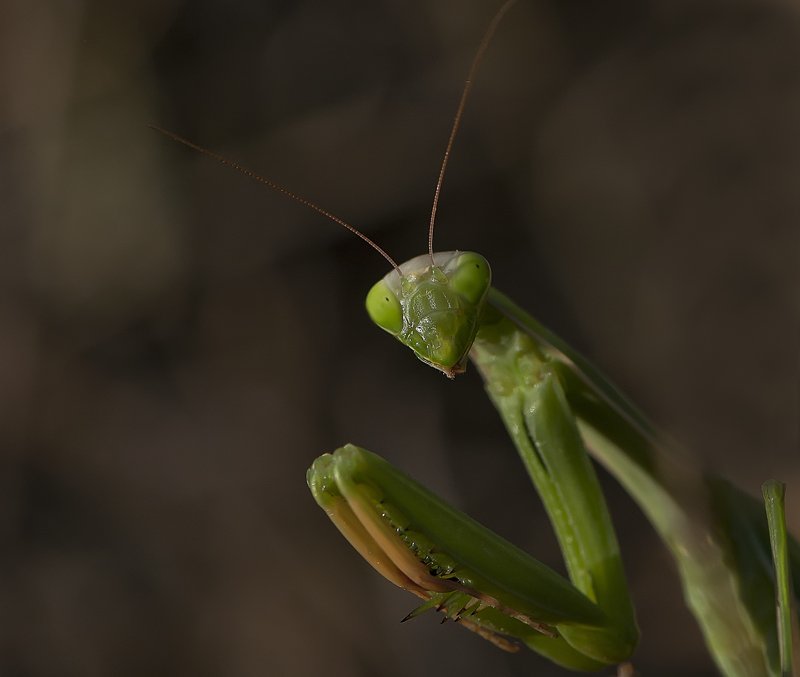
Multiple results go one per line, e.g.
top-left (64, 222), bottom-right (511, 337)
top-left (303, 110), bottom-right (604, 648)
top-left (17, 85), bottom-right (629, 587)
top-left (151, 0), bottom-right (507, 381)
top-left (365, 251), bottom-right (491, 378)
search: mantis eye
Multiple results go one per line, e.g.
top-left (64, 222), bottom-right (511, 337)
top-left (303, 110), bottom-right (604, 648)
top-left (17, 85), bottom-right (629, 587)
top-left (366, 280), bottom-right (403, 335)
top-left (448, 252), bottom-right (491, 305)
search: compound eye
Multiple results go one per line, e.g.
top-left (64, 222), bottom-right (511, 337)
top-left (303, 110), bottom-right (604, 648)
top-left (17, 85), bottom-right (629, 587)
top-left (365, 280), bottom-right (403, 335)
top-left (448, 252), bottom-right (491, 305)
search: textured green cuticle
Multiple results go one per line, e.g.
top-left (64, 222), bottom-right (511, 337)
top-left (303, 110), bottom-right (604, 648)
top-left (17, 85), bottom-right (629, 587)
top-left (375, 495), bottom-right (411, 533)
top-left (423, 551), bottom-right (458, 578)
top-left (377, 500), bottom-right (461, 581)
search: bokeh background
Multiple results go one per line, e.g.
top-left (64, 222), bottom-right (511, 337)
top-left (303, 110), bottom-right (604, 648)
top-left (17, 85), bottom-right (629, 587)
top-left (2, 0), bottom-right (799, 675)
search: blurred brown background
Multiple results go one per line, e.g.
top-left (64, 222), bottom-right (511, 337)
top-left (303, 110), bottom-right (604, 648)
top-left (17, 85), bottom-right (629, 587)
top-left (1, 0), bottom-right (798, 675)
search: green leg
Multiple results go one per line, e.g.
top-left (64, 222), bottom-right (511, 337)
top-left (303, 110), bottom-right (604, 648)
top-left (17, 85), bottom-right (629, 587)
top-left (470, 311), bottom-right (638, 664)
top-left (488, 287), bottom-right (798, 676)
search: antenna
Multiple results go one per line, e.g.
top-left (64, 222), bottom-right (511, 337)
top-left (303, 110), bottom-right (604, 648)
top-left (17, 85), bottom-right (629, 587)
top-left (149, 125), bottom-right (401, 274)
top-left (427, 0), bottom-right (518, 265)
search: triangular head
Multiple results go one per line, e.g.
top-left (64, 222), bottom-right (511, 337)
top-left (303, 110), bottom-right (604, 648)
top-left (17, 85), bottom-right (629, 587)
top-left (365, 251), bottom-right (491, 378)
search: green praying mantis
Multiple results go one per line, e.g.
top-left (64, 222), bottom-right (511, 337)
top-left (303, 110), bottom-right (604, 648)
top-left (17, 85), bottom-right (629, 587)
top-left (156, 1), bottom-right (799, 673)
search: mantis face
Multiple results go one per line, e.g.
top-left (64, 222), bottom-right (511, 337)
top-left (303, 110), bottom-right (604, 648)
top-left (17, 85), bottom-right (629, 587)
top-left (365, 251), bottom-right (491, 378)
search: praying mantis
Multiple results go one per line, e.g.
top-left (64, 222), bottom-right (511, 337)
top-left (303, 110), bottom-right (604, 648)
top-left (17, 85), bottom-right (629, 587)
top-left (155, 1), bottom-right (799, 673)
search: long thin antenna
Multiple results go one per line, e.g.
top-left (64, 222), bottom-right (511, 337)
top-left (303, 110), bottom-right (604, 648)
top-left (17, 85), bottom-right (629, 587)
top-left (150, 125), bottom-right (401, 274)
top-left (427, 0), bottom-right (518, 265)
